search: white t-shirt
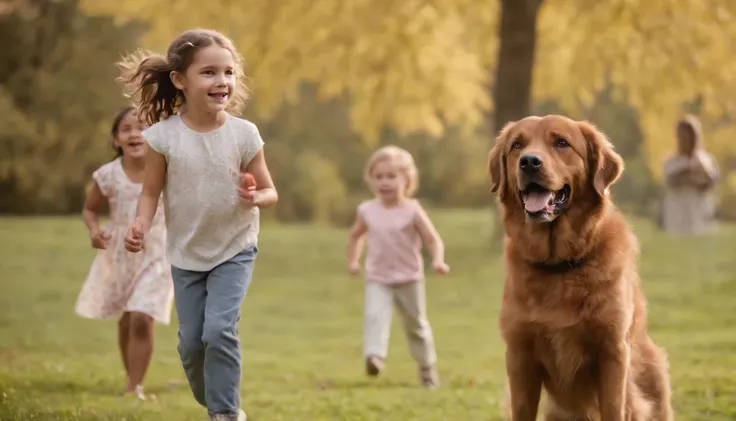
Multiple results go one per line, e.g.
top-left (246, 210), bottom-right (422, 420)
top-left (143, 113), bottom-right (264, 271)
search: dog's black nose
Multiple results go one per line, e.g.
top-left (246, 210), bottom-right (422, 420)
top-left (519, 154), bottom-right (543, 173)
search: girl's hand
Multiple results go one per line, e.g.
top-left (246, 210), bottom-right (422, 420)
top-left (90, 230), bottom-right (111, 250)
top-left (125, 220), bottom-right (146, 253)
top-left (432, 260), bottom-right (450, 275)
top-left (238, 172), bottom-right (258, 206)
top-left (348, 261), bottom-right (361, 276)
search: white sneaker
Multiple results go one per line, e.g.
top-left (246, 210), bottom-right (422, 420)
top-left (210, 410), bottom-right (246, 421)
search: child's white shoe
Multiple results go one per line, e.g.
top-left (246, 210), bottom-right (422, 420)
top-left (420, 365), bottom-right (440, 389)
top-left (365, 355), bottom-right (384, 377)
top-left (210, 410), bottom-right (246, 421)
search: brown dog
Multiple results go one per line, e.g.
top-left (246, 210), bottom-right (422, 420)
top-left (489, 115), bottom-right (673, 421)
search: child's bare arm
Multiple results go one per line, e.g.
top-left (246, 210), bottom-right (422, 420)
top-left (135, 148), bottom-right (166, 232)
top-left (126, 148), bottom-right (165, 253)
top-left (82, 181), bottom-right (111, 249)
top-left (82, 181), bottom-right (106, 236)
top-left (413, 202), bottom-right (449, 274)
top-left (347, 212), bottom-right (368, 274)
top-left (244, 148), bottom-right (278, 209)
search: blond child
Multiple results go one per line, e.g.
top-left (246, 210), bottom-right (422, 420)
top-left (346, 145), bottom-right (449, 389)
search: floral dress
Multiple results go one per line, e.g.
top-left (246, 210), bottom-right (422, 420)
top-left (75, 158), bottom-right (174, 324)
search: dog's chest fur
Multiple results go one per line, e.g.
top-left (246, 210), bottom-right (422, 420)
top-left (505, 267), bottom-right (621, 391)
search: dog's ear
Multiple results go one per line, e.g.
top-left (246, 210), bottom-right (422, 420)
top-left (488, 143), bottom-right (503, 193)
top-left (579, 121), bottom-right (624, 198)
top-left (489, 121), bottom-right (515, 194)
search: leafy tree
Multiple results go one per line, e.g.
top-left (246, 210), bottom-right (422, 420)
top-left (0, 0), bottom-right (145, 212)
top-left (533, 0), bottom-right (736, 180)
top-left (81, 0), bottom-right (496, 145)
top-left (82, 0), bottom-right (736, 183)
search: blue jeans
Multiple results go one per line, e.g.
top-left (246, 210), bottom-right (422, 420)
top-left (170, 246), bottom-right (257, 417)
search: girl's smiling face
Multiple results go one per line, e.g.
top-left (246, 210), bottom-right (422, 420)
top-left (114, 110), bottom-right (147, 159)
top-left (173, 45), bottom-right (237, 115)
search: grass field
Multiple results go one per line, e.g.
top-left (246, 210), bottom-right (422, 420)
top-left (1, 208), bottom-right (736, 420)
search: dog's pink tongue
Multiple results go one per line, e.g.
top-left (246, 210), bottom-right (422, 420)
top-left (524, 191), bottom-right (554, 212)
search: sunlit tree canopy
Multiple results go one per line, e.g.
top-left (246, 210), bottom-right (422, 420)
top-left (82, 0), bottom-right (736, 181)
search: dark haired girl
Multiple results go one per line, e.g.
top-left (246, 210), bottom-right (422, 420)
top-left (76, 106), bottom-right (174, 400)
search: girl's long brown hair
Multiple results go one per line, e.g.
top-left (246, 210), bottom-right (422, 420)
top-left (117, 29), bottom-right (249, 126)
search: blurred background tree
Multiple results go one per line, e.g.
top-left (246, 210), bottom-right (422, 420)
top-left (2, 0), bottom-right (736, 226)
top-left (0, 0), bottom-right (144, 212)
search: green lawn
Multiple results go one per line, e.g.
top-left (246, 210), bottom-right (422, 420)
top-left (1, 209), bottom-right (735, 420)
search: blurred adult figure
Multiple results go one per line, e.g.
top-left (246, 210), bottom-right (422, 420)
top-left (661, 114), bottom-right (719, 235)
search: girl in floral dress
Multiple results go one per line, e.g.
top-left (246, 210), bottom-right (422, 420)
top-left (76, 106), bottom-right (174, 400)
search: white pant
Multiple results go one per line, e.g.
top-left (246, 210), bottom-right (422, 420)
top-left (363, 280), bottom-right (437, 367)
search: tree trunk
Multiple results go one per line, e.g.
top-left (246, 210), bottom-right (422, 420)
top-left (489, 0), bottom-right (543, 247)
top-left (492, 0), bottom-right (543, 134)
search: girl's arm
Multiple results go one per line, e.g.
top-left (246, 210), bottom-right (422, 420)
top-left (135, 148), bottom-right (167, 232)
top-left (82, 182), bottom-right (105, 235)
top-left (244, 148), bottom-right (278, 209)
top-left (82, 181), bottom-right (109, 247)
top-left (346, 212), bottom-right (368, 273)
top-left (413, 202), bottom-right (449, 273)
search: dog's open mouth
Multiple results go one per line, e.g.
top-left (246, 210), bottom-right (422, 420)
top-left (521, 183), bottom-right (570, 217)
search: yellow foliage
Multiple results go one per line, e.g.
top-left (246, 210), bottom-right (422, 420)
top-left (82, 0), bottom-right (736, 181)
top-left (80, 0), bottom-right (495, 146)
top-left (536, 0), bottom-right (736, 180)
top-left (728, 173), bottom-right (736, 192)
top-left (708, 124), bottom-right (736, 160)
top-left (292, 151), bottom-right (348, 224)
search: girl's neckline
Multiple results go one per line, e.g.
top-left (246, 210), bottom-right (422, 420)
top-left (118, 158), bottom-right (144, 185)
top-left (376, 198), bottom-right (413, 209)
top-left (177, 113), bottom-right (230, 135)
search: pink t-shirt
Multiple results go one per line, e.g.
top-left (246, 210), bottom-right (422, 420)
top-left (359, 199), bottom-right (424, 284)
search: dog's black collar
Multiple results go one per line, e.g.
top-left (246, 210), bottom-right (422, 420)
top-left (529, 258), bottom-right (586, 274)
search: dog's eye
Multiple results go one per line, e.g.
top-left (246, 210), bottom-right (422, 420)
top-left (511, 140), bottom-right (523, 150)
top-left (555, 137), bottom-right (570, 148)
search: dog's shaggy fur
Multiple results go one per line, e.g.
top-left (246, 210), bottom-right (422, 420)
top-left (489, 115), bottom-right (673, 421)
